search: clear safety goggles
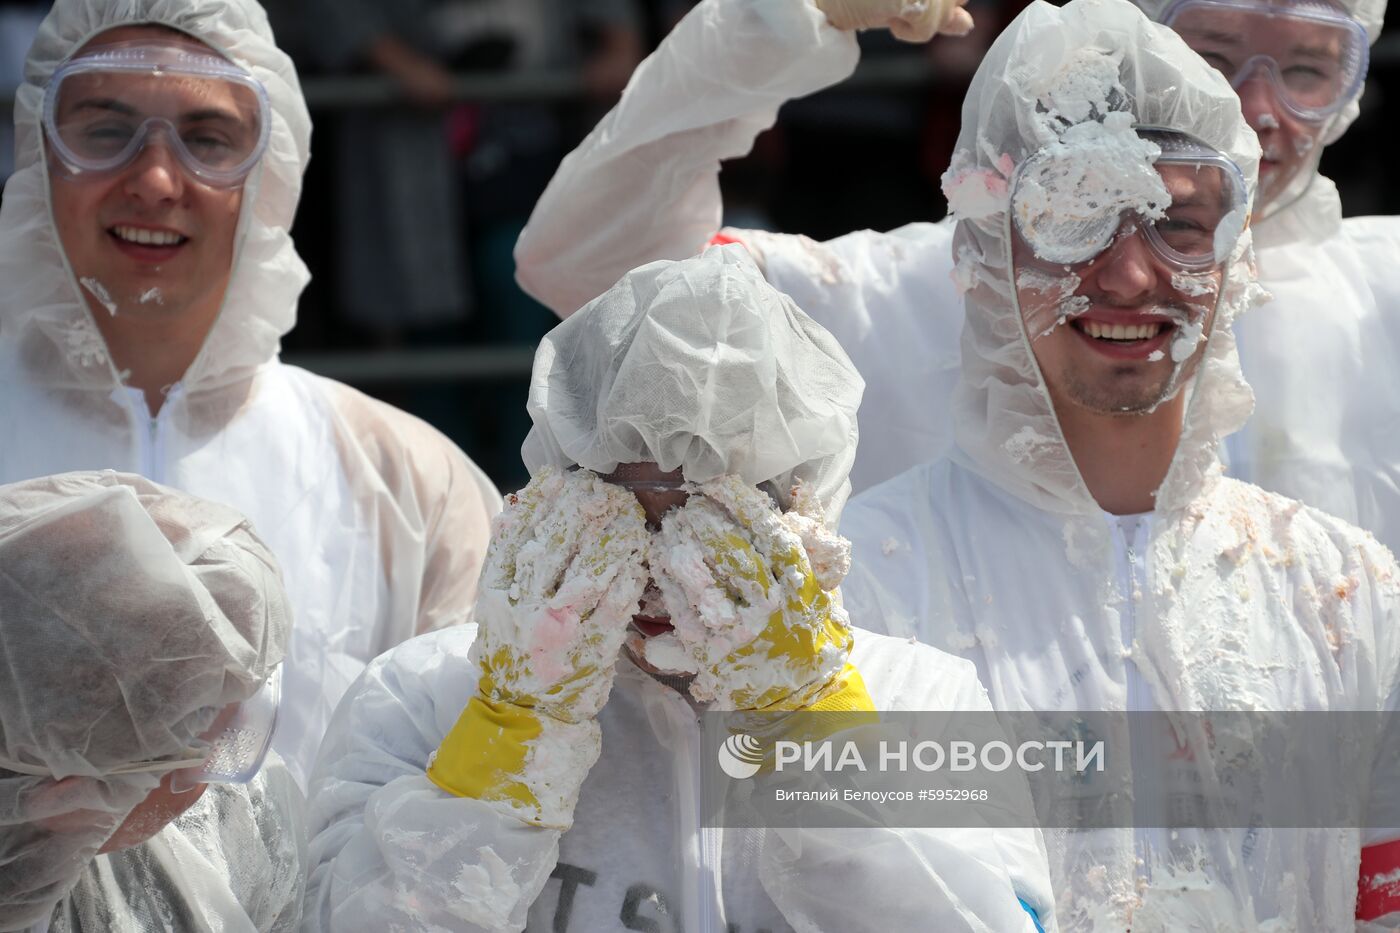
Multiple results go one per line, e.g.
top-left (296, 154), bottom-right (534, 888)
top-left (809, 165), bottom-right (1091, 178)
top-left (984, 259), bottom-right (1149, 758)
top-left (0, 669), bottom-right (280, 792)
top-left (43, 42), bottom-right (271, 188)
top-left (1161, 0), bottom-right (1368, 123)
top-left (1010, 127), bottom-right (1248, 273)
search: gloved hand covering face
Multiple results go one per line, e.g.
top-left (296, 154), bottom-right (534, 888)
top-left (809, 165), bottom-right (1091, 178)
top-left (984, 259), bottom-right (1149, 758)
top-left (0, 470), bottom-right (288, 930)
top-left (814, 0), bottom-right (976, 40)
top-left (523, 243), bottom-right (863, 530)
top-left (427, 468), bottom-right (649, 829)
top-left (646, 474), bottom-right (870, 714)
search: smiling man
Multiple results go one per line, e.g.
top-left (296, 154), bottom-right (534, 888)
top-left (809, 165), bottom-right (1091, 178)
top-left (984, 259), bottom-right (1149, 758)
top-left (0, 0), bottom-right (500, 789)
top-left (831, 1), bottom-right (1400, 928)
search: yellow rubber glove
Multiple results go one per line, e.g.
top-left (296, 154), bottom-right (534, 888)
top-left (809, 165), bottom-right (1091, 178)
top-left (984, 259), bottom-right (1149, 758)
top-left (651, 475), bottom-right (875, 720)
top-left (427, 468), bottom-right (648, 828)
top-left (813, 0), bottom-right (975, 41)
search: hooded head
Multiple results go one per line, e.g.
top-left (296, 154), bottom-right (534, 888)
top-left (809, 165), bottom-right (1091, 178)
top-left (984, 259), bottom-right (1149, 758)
top-left (1132, 0), bottom-right (1385, 232)
top-left (940, 0), bottom-right (1264, 517)
top-left (0, 0), bottom-right (310, 393)
top-left (0, 469), bottom-right (288, 928)
top-left (522, 244), bottom-right (864, 525)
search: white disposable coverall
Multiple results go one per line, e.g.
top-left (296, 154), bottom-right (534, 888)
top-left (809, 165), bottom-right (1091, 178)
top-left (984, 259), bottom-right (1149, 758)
top-left (304, 626), bottom-right (1052, 933)
top-left (817, 1), bottom-right (1397, 929)
top-left (0, 471), bottom-right (304, 932)
top-left (512, 0), bottom-right (1400, 564)
top-left (304, 248), bottom-right (1054, 932)
top-left (0, 0), bottom-right (501, 787)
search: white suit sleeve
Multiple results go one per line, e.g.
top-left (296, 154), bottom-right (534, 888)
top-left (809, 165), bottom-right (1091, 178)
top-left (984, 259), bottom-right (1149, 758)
top-left (513, 0), bottom-right (859, 317)
top-left (302, 629), bottom-right (562, 933)
top-left (757, 636), bottom-right (1056, 931)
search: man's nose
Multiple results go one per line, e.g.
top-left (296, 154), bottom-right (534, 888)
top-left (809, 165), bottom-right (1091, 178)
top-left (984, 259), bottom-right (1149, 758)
top-left (1086, 225), bottom-right (1161, 302)
top-left (1235, 71), bottom-right (1284, 133)
top-left (120, 137), bottom-right (186, 203)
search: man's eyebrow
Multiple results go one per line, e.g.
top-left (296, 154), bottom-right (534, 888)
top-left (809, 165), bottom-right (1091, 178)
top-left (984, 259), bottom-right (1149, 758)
top-left (1290, 43), bottom-right (1343, 61)
top-left (180, 107), bottom-right (242, 124)
top-left (1186, 28), bottom-right (1244, 45)
top-left (72, 97), bottom-right (139, 116)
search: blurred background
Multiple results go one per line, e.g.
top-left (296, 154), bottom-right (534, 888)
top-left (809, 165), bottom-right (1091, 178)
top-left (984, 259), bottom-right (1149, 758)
top-left (1, 0), bottom-right (1396, 492)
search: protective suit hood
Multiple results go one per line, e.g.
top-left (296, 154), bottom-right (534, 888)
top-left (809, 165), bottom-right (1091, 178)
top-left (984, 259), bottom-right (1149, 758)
top-left (523, 244), bottom-right (864, 522)
top-left (1133, 0), bottom-right (1386, 243)
top-left (0, 0), bottom-right (310, 392)
top-left (940, 0), bottom-right (1264, 518)
top-left (0, 469), bottom-right (290, 929)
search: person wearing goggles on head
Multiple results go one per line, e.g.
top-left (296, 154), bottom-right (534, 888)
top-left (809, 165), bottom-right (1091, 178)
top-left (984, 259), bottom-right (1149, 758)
top-left (513, 0), bottom-right (1400, 571)
top-left (0, 0), bottom-right (501, 790)
top-left (303, 246), bottom-right (1055, 933)
top-left (0, 471), bottom-right (304, 932)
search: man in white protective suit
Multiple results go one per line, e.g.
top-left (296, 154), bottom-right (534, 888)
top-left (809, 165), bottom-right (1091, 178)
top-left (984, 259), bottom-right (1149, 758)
top-left (0, 471), bottom-right (303, 932)
top-left (822, 0), bottom-right (1397, 929)
top-left (511, 0), bottom-right (1400, 562)
top-left (1129, 0), bottom-right (1400, 566)
top-left (302, 246), bottom-right (1056, 933)
top-left (0, 0), bottom-right (501, 787)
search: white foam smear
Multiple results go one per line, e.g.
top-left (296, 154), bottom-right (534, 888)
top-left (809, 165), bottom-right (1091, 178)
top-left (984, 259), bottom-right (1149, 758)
top-left (473, 468), bottom-right (648, 709)
top-left (1011, 113), bottom-right (1169, 267)
top-left (1003, 425), bottom-right (1057, 464)
top-left (1255, 113), bottom-right (1280, 130)
top-left (650, 477), bottom-right (849, 708)
top-left (138, 287), bottom-right (163, 306)
top-left (1171, 271), bottom-right (1217, 297)
top-left (79, 277), bottom-right (118, 316)
top-left (1017, 267), bottom-right (1088, 338)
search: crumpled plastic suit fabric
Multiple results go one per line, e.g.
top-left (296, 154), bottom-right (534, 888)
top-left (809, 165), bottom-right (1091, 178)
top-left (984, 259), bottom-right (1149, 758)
top-left (522, 243), bottom-right (862, 524)
top-left (0, 470), bottom-right (304, 932)
top-left (303, 248), bottom-right (1055, 933)
top-left (1129, 0), bottom-right (1400, 559)
top-left (820, 1), bottom-right (1400, 930)
top-left (514, 0), bottom-right (1400, 567)
top-left (0, 0), bottom-right (501, 787)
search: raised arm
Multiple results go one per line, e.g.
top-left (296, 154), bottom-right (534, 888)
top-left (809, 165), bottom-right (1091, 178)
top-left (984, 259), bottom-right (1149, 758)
top-left (513, 0), bottom-right (860, 317)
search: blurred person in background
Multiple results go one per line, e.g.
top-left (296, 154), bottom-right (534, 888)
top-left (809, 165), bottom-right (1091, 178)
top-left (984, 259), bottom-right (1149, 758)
top-left (0, 0), bottom-right (500, 788)
top-left (1130, 0), bottom-right (1400, 564)
top-left (0, 471), bottom-right (303, 932)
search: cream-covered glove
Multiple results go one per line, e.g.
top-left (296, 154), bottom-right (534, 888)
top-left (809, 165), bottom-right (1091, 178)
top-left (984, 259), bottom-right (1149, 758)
top-left (813, 0), bottom-right (975, 41)
top-left (426, 468), bottom-right (648, 828)
top-left (649, 475), bottom-right (874, 717)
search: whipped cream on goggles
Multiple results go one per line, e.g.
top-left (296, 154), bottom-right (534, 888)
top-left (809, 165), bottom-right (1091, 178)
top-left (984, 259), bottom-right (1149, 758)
top-left (1011, 126), bottom-right (1248, 273)
top-left (43, 42), bottom-right (270, 188)
top-left (1162, 0), bottom-right (1368, 123)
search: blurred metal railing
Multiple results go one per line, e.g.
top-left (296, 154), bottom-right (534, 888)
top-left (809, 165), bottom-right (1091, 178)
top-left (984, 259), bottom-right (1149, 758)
top-left (8, 32), bottom-right (1400, 383)
top-left (284, 346), bottom-right (537, 383)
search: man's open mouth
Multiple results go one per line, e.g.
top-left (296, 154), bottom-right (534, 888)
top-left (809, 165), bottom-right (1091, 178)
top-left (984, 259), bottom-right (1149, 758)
top-left (108, 225), bottom-right (189, 248)
top-left (1071, 319), bottom-right (1167, 343)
